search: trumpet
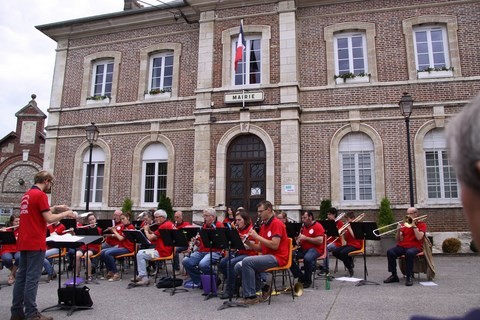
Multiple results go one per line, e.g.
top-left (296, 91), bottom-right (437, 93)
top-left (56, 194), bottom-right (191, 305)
top-left (372, 215), bottom-right (427, 237)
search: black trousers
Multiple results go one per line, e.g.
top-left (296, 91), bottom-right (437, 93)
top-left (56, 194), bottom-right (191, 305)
top-left (386, 245), bottom-right (420, 277)
top-left (332, 245), bottom-right (357, 270)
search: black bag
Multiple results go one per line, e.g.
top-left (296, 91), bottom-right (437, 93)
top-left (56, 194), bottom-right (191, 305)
top-left (156, 276), bottom-right (183, 288)
top-left (58, 286), bottom-right (93, 307)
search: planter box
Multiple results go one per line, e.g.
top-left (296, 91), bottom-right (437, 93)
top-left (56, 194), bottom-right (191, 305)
top-left (335, 75), bottom-right (370, 85)
top-left (145, 92), bottom-right (171, 100)
top-left (417, 70), bottom-right (453, 79)
top-left (86, 98), bottom-right (110, 106)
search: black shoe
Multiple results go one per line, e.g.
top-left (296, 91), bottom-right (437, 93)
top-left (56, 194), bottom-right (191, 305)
top-left (405, 276), bottom-right (413, 286)
top-left (303, 281), bottom-right (312, 289)
top-left (348, 268), bottom-right (354, 277)
top-left (218, 291), bottom-right (231, 300)
top-left (383, 275), bottom-right (400, 283)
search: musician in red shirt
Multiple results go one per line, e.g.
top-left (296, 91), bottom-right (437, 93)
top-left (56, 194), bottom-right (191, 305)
top-left (332, 211), bottom-right (362, 277)
top-left (384, 207), bottom-right (427, 286)
top-left (290, 211), bottom-right (325, 288)
top-left (1, 215), bottom-right (20, 285)
top-left (133, 209), bottom-right (174, 285)
top-left (236, 200), bottom-right (289, 305)
top-left (102, 209), bottom-right (123, 249)
top-left (10, 170), bottom-right (77, 320)
top-left (74, 213), bottom-right (103, 283)
top-left (322, 207), bottom-right (344, 273)
top-left (218, 209), bottom-right (257, 299)
top-left (172, 210), bottom-right (191, 271)
top-left (100, 212), bottom-right (135, 281)
top-left (182, 208), bottom-right (223, 288)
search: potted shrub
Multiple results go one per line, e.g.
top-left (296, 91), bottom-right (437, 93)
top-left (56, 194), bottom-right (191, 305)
top-left (442, 238), bottom-right (461, 254)
top-left (319, 199), bottom-right (332, 221)
top-left (377, 197), bottom-right (396, 253)
top-left (157, 194), bottom-right (174, 221)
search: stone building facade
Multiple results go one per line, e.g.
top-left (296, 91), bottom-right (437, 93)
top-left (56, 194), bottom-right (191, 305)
top-left (36, 0), bottom-right (480, 232)
top-left (0, 95), bottom-right (46, 219)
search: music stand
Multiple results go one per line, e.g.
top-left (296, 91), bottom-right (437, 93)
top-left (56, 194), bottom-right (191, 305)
top-left (42, 235), bottom-right (102, 316)
top-left (0, 231), bottom-right (16, 289)
top-left (132, 220), bottom-right (143, 229)
top-left (159, 229), bottom-right (190, 295)
top-left (60, 219), bottom-right (77, 233)
top-left (199, 228), bottom-right (228, 300)
top-left (320, 220), bottom-right (340, 239)
top-left (123, 230), bottom-right (151, 289)
top-left (218, 228), bottom-right (248, 310)
top-left (286, 222), bottom-right (302, 239)
top-left (96, 219), bottom-right (114, 231)
top-left (350, 221), bottom-right (381, 286)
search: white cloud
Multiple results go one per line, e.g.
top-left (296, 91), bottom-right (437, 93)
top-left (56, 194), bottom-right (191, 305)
top-left (0, 0), bottom-right (126, 138)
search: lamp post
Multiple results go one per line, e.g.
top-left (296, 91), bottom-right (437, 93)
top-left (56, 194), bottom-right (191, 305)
top-left (85, 122), bottom-right (99, 211)
top-left (399, 93), bottom-right (415, 207)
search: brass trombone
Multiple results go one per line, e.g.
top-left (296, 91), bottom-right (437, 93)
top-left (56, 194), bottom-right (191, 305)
top-left (330, 213), bottom-right (365, 243)
top-left (372, 215), bottom-right (427, 237)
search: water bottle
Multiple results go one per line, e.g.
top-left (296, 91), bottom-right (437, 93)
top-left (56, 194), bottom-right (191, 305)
top-left (325, 274), bottom-right (330, 290)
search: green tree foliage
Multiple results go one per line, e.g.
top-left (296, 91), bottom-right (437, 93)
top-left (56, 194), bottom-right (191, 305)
top-left (157, 194), bottom-right (174, 221)
top-left (378, 197), bottom-right (395, 233)
top-left (121, 197), bottom-right (134, 220)
top-left (319, 199), bottom-right (332, 220)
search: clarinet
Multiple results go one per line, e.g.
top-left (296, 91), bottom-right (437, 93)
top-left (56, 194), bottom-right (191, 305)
top-left (253, 217), bottom-right (263, 233)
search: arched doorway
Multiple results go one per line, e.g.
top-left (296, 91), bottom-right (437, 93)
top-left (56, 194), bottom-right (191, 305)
top-left (226, 134), bottom-right (266, 217)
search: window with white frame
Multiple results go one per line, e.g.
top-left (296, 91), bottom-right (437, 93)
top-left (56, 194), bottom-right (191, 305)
top-left (233, 36), bottom-right (261, 86)
top-left (423, 128), bottom-right (458, 201)
top-left (142, 144), bottom-right (168, 205)
top-left (334, 32), bottom-right (368, 76)
top-left (82, 147), bottom-right (105, 205)
top-left (91, 60), bottom-right (114, 97)
top-left (414, 25), bottom-right (450, 71)
top-left (339, 132), bottom-right (374, 203)
top-left (148, 52), bottom-right (173, 93)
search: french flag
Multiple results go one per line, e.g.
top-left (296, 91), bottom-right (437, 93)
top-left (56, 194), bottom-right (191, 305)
top-left (234, 21), bottom-right (246, 72)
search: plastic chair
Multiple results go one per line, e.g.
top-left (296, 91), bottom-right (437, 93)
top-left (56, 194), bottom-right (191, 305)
top-left (264, 238), bottom-right (294, 305)
top-left (348, 239), bottom-right (366, 278)
top-left (151, 249), bottom-right (174, 283)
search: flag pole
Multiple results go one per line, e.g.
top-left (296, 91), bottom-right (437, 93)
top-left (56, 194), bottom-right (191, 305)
top-left (241, 19), bottom-right (246, 110)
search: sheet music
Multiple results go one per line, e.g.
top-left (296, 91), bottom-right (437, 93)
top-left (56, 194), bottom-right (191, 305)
top-left (46, 233), bottom-right (83, 242)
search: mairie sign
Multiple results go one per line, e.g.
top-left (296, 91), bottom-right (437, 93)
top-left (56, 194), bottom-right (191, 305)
top-left (224, 91), bottom-right (264, 104)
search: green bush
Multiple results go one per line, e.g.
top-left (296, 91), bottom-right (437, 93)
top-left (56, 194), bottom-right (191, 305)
top-left (157, 194), bottom-right (174, 221)
top-left (319, 199), bottom-right (332, 221)
top-left (377, 197), bottom-right (395, 234)
top-left (442, 238), bottom-right (462, 253)
top-left (121, 197), bottom-right (133, 220)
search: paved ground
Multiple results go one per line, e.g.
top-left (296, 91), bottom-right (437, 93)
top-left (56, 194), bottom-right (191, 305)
top-left (0, 254), bottom-right (479, 320)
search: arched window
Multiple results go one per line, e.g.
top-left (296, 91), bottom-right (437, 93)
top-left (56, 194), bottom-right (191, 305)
top-left (423, 128), bottom-right (458, 201)
top-left (142, 143), bottom-right (168, 205)
top-left (82, 147), bottom-right (105, 206)
top-left (339, 132), bottom-right (375, 203)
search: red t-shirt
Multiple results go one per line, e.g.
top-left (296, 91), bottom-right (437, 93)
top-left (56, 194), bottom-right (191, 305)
top-left (236, 225), bottom-right (257, 256)
top-left (174, 221), bottom-right (191, 229)
top-left (398, 222), bottom-right (426, 251)
top-left (105, 220), bottom-right (122, 247)
top-left (118, 224), bottom-right (136, 252)
top-left (344, 227), bottom-right (362, 249)
top-left (0, 229), bottom-right (18, 254)
top-left (300, 221), bottom-right (325, 255)
top-left (153, 220), bottom-right (174, 257)
top-left (17, 186), bottom-right (50, 251)
top-left (198, 221), bottom-right (224, 253)
top-left (260, 216), bottom-right (289, 267)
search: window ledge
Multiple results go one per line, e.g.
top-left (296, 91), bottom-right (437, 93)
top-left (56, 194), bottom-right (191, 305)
top-left (335, 76), bottom-right (370, 85)
top-left (86, 98), bottom-right (110, 106)
top-left (145, 92), bottom-right (172, 100)
top-left (417, 70), bottom-right (453, 79)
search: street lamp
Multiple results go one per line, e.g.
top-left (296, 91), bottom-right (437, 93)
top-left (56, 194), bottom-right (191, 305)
top-left (399, 93), bottom-right (415, 207)
top-left (85, 122), bottom-right (99, 211)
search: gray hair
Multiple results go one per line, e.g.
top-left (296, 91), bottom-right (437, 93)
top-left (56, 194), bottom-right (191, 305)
top-left (446, 93), bottom-right (480, 193)
top-left (154, 209), bottom-right (167, 218)
top-left (203, 208), bottom-right (216, 216)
